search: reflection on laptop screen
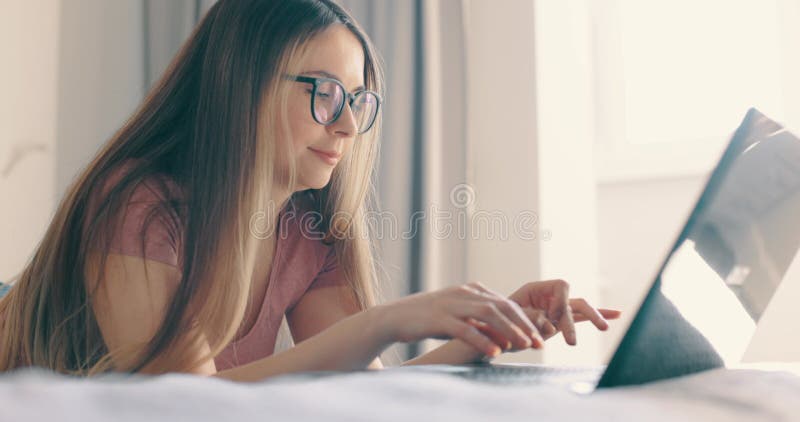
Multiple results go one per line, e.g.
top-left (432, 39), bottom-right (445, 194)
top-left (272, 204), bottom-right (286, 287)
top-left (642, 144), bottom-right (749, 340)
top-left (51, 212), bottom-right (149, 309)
top-left (598, 109), bottom-right (800, 387)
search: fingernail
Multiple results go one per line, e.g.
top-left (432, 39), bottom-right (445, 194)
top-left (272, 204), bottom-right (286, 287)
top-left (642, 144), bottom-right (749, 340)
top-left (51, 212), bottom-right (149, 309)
top-left (489, 346), bottom-right (501, 357)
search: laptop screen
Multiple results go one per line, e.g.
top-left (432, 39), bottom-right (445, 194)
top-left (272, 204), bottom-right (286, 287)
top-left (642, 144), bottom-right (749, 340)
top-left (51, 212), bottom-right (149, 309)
top-left (598, 109), bottom-right (800, 387)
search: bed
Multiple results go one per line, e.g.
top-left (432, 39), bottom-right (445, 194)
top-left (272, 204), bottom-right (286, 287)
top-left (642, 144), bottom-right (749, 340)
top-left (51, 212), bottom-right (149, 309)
top-left (1, 363), bottom-right (798, 421)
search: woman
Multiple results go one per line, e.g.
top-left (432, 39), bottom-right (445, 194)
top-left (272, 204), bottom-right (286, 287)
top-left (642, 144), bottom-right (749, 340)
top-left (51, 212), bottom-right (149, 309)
top-left (0, 0), bottom-right (619, 381)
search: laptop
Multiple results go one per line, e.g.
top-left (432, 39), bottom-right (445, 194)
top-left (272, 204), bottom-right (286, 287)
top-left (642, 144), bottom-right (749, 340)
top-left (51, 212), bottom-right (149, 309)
top-left (383, 108), bottom-right (800, 392)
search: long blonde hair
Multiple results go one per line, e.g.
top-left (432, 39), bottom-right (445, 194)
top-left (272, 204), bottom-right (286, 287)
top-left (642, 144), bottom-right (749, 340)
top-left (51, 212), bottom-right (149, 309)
top-left (0, 0), bottom-right (385, 375)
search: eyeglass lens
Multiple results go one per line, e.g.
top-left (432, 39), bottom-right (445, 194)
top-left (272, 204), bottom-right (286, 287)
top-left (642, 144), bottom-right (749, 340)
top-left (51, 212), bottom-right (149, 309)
top-left (312, 79), bottom-right (378, 133)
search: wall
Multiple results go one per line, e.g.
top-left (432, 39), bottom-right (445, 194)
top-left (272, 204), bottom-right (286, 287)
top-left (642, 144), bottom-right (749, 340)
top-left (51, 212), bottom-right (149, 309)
top-left (595, 175), bottom-right (707, 359)
top-left (55, 0), bottom-right (144, 199)
top-left (0, 1), bottom-right (61, 280)
top-left (464, 0), bottom-right (544, 363)
top-left (1, 0), bottom-right (145, 280)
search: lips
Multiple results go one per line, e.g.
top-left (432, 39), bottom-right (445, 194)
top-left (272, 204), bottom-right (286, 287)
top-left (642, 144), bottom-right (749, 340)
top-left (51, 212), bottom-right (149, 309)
top-left (308, 147), bottom-right (342, 165)
top-left (308, 147), bottom-right (342, 159)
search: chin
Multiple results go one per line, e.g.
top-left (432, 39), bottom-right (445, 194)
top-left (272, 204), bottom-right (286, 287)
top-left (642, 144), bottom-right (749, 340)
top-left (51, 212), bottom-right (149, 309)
top-left (299, 173), bottom-right (333, 190)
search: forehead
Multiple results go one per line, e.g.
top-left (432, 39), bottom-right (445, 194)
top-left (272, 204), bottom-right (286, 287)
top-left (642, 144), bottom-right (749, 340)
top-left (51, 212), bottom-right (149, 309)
top-left (299, 25), bottom-right (366, 91)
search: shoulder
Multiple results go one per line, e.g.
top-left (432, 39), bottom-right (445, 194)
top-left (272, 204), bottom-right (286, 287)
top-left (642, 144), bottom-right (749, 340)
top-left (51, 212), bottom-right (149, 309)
top-left (102, 159), bottom-right (184, 204)
top-left (92, 159), bottom-right (186, 267)
top-left (96, 160), bottom-right (185, 222)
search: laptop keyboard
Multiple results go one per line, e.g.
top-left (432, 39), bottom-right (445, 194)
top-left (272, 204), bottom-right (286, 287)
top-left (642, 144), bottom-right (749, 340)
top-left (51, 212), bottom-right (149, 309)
top-left (454, 364), bottom-right (603, 385)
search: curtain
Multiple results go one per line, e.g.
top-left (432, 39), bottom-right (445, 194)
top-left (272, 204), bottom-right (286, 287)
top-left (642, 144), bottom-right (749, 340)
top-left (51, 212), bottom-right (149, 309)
top-left (142, 0), bottom-right (217, 93)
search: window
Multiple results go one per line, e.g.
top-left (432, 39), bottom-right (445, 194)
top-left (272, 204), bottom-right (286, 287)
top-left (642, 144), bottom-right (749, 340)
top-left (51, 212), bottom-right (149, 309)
top-left (591, 0), bottom-right (800, 182)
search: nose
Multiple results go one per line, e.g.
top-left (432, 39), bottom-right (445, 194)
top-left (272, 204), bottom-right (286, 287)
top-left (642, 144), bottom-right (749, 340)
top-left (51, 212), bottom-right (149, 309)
top-left (327, 101), bottom-right (358, 137)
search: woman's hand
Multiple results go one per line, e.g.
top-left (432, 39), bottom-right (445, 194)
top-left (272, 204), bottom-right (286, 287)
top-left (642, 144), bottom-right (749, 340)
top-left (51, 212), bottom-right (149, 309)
top-left (506, 280), bottom-right (621, 347)
top-left (377, 282), bottom-right (545, 357)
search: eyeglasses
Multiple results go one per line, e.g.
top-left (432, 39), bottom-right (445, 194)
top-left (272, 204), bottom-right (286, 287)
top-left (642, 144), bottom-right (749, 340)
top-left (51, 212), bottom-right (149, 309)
top-left (284, 74), bottom-right (382, 134)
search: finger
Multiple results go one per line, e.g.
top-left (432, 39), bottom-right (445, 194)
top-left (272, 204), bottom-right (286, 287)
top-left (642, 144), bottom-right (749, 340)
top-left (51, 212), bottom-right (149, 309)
top-left (458, 283), bottom-right (486, 297)
top-left (571, 312), bottom-right (592, 323)
top-left (557, 303), bottom-right (576, 346)
top-left (573, 309), bottom-right (621, 323)
top-left (470, 318), bottom-right (543, 351)
top-left (466, 283), bottom-right (544, 347)
top-left (461, 285), bottom-right (535, 348)
top-left (569, 298), bottom-right (608, 331)
top-left (447, 318), bottom-right (503, 357)
top-left (468, 319), bottom-right (514, 351)
top-left (520, 307), bottom-right (558, 341)
top-left (503, 308), bottom-right (544, 348)
top-left (490, 297), bottom-right (543, 347)
top-left (542, 280), bottom-right (575, 345)
top-left (544, 280), bottom-right (570, 325)
top-left (458, 285), bottom-right (537, 349)
top-left (464, 301), bottom-right (532, 350)
top-left (599, 308), bottom-right (622, 319)
top-left (509, 280), bottom-right (551, 310)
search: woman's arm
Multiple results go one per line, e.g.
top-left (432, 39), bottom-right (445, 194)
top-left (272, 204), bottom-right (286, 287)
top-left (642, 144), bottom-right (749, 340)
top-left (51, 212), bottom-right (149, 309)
top-left (217, 283), bottom-right (544, 381)
top-left (219, 293), bottom-right (621, 378)
top-left (218, 308), bottom-right (482, 382)
top-left (94, 261), bottom-right (539, 382)
top-left (87, 253), bottom-right (218, 375)
top-left (401, 339), bottom-right (486, 366)
top-left (91, 252), bottom-right (390, 380)
top-left (214, 306), bottom-right (390, 382)
top-left (285, 284), bottom-right (486, 369)
top-left (286, 284), bottom-right (384, 370)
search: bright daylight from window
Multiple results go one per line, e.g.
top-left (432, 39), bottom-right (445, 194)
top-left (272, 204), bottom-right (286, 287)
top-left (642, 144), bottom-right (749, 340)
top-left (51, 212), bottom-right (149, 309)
top-left (614, 0), bottom-right (785, 145)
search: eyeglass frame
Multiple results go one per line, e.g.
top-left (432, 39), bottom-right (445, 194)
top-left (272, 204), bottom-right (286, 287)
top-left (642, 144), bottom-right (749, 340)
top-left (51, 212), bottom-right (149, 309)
top-left (283, 74), bottom-right (382, 134)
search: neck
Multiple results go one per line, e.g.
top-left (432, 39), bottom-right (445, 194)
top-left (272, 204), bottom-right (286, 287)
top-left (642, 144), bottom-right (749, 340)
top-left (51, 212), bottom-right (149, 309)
top-left (272, 187), bottom-right (292, 216)
top-left (265, 185), bottom-right (297, 235)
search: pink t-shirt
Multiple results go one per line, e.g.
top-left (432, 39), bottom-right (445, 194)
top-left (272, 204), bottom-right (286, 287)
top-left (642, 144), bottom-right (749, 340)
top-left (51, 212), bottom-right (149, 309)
top-left (95, 161), bottom-right (344, 371)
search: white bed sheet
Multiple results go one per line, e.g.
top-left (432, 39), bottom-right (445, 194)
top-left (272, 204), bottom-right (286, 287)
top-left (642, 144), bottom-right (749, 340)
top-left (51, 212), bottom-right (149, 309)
top-left (1, 364), bottom-right (798, 422)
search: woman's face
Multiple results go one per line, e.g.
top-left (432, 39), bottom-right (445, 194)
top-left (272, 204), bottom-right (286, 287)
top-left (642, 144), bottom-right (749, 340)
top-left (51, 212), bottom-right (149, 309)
top-left (284, 25), bottom-right (366, 191)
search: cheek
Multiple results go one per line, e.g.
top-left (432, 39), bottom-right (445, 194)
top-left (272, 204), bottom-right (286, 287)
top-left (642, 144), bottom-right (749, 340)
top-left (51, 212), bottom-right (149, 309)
top-left (287, 98), bottom-right (306, 135)
top-left (342, 141), bottom-right (355, 158)
top-left (286, 95), bottom-right (320, 149)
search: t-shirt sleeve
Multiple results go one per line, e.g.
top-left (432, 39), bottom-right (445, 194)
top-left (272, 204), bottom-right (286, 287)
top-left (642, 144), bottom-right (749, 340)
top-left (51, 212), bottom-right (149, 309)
top-left (106, 181), bottom-right (182, 268)
top-left (308, 244), bottom-right (346, 290)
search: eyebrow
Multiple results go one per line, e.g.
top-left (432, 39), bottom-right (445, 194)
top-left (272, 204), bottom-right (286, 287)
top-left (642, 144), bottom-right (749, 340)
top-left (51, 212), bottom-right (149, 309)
top-left (302, 70), bottom-right (366, 92)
